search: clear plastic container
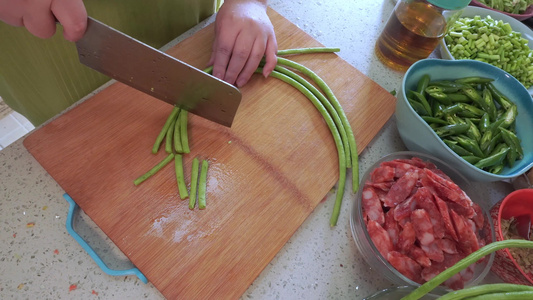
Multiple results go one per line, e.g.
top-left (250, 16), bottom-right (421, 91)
top-left (375, 0), bottom-right (470, 71)
top-left (350, 151), bottom-right (495, 292)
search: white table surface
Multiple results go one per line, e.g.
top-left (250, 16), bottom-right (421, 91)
top-left (0, 0), bottom-right (516, 299)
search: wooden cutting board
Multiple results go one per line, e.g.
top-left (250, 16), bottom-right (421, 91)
top-left (23, 8), bottom-right (396, 300)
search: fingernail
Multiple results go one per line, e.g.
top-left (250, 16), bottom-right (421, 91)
top-left (236, 79), bottom-right (246, 88)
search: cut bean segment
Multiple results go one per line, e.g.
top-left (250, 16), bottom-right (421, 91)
top-left (165, 112), bottom-right (178, 154)
top-left (188, 158), bottom-right (200, 210)
top-left (175, 154), bottom-right (189, 200)
top-left (179, 109), bottom-right (190, 154)
top-left (152, 107), bottom-right (180, 154)
top-left (134, 153), bottom-right (175, 186)
top-left (198, 160), bottom-right (209, 210)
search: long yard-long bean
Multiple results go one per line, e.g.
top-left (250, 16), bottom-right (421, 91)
top-left (402, 240), bottom-right (533, 300)
top-left (277, 47), bottom-right (340, 56)
top-left (259, 68), bottom-right (347, 227)
top-left (438, 283), bottom-right (533, 300)
top-left (276, 57), bottom-right (359, 194)
top-left (273, 64), bottom-right (351, 169)
top-left (136, 47), bottom-right (353, 217)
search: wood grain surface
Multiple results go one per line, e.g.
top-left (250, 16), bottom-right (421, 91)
top-left (23, 8), bottom-right (396, 300)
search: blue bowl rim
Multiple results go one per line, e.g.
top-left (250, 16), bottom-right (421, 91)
top-left (400, 58), bottom-right (533, 180)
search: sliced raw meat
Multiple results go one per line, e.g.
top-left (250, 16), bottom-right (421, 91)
top-left (384, 169), bottom-right (419, 207)
top-left (382, 160), bottom-right (420, 178)
top-left (450, 210), bottom-right (480, 254)
top-left (415, 188), bottom-right (446, 239)
top-left (444, 273), bottom-right (465, 290)
top-left (434, 195), bottom-right (459, 241)
top-left (384, 210), bottom-right (400, 246)
top-left (421, 242), bottom-right (444, 262)
top-left (420, 253), bottom-right (462, 282)
top-left (367, 220), bottom-right (394, 259)
top-left (367, 181), bottom-right (394, 192)
top-left (362, 185), bottom-right (385, 225)
top-left (447, 201), bottom-right (475, 219)
top-left (370, 165), bottom-right (395, 183)
top-left (409, 246), bottom-right (432, 268)
top-left (406, 157), bottom-right (437, 170)
top-left (387, 251), bottom-right (423, 283)
top-left (422, 169), bottom-right (472, 209)
top-left (393, 195), bottom-right (417, 222)
top-left (471, 202), bottom-right (485, 229)
top-left (421, 261), bottom-right (446, 282)
top-left (437, 238), bottom-right (459, 254)
top-left (397, 221), bottom-right (416, 253)
top-left (411, 209), bottom-right (435, 246)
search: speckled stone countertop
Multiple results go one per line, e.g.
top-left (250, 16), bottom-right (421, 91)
top-left (0, 0), bottom-right (516, 299)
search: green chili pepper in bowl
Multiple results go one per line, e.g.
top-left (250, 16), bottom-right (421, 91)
top-left (478, 113), bottom-right (491, 133)
top-left (461, 155), bottom-right (483, 164)
top-left (434, 123), bottom-right (470, 137)
top-left (455, 135), bottom-right (486, 158)
top-left (444, 139), bottom-right (474, 156)
top-left (455, 76), bottom-right (494, 84)
top-left (500, 127), bottom-right (524, 159)
top-left (475, 146), bottom-right (510, 169)
top-left (466, 118), bottom-right (482, 142)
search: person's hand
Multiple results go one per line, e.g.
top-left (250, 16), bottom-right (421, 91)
top-left (209, 0), bottom-right (278, 88)
top-left (0, 0), bottom-right (87, 41)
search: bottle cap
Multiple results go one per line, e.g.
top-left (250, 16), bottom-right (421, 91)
top-left (427, 0), bottom-right (471, 10)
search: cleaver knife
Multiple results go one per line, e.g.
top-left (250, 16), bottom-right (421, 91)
top-left (75, 17), bottom-right (242, 127)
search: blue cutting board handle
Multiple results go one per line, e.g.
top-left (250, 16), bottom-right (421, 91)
top-left (63, 193), bottom-right (148, 284)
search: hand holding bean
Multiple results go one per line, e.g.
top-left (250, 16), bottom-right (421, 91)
top-left (209, 0), bottom-right (278, 87)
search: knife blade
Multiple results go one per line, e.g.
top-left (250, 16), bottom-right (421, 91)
top-left (75, 17), bottom-right (241, 127)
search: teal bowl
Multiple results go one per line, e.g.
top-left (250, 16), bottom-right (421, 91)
top-left (396, 59), bottom-right (533, 182)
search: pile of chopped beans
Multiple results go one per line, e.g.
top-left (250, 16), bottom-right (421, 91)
top-left (444, 15), bottom-right (533, 89)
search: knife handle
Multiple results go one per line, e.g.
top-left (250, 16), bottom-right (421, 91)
top-left (63, 193), bottom-right (148, 284)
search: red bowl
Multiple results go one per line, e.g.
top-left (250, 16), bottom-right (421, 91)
top-left (470, 1), bottom-right (533, 21)
top-left (490, 189), bottom-right (533, 285)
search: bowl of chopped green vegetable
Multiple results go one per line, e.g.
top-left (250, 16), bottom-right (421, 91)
top-left (490, 189), bottom-right (533, 285)
top-left (439, 6), bottom-right (533, 95)
top-left (470, 1), bottom-right (533, 21)
top-left (396, 58), bottom-right (533, 182)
